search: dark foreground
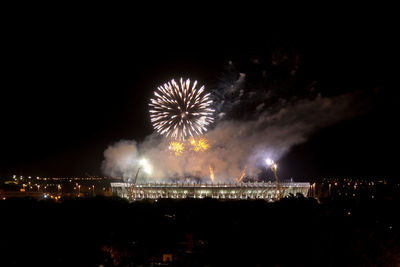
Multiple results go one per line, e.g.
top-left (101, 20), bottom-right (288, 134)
top-left (1, 195), bottom-right (399, 266)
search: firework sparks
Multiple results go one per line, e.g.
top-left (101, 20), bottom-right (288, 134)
top-left (209, 165), bottom-right (215, 182)
top-left (190, 137), bottom-right (210, 152)
top-left (169, 141), bottom-right (185, 156)
top-left (149, 78), bottom-right (214, 140)
top-left (168, 137), bottom-right (210, 157)
top-left (236, 166), bottom-right (247, 183)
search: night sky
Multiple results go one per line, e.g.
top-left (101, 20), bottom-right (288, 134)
top-left (1, 13), bottom-right (397, 180)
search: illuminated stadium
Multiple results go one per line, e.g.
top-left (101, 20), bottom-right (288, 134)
top-left (111, 181), bottom-right (310, 201)
top-left (107, 79), bottom-right (312, 201)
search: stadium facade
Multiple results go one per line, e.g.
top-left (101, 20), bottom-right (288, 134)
top-left (110, 181), bottom-right (310, 201)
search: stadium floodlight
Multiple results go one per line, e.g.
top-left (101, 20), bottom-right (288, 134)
top-left (265, 158), bottom-right (282, 198)
top-left (139, 159), bottom-right (152, 175)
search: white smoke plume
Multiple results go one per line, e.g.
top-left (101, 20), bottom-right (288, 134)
top-left (102, 140), bottom-right (140, 180)
top-left (102, 90), bottom-right (370, 182)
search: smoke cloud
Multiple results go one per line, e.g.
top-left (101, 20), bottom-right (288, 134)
top-left (102, 89), bottom-right (369, 182)
top-left (102, 140), bottom-right (140, 180)
top-left (102, 53), bottom-right (373, 182)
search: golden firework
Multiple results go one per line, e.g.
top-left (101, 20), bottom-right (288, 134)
top-left (189, 137), bottom-right (210, 152)
top-left (236, 166), bottom-right (247, 183)
top-left (169, 141), bottom-right (185, 156)
top-left (209, 165), bottom-right (215, 182)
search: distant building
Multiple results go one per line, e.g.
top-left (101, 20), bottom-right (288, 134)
top-left (111, 182), bottom-right (310, 200)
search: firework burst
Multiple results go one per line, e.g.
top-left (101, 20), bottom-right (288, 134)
top-left (169, 141), bottom-right (185, 156)
top-left (149, 78), bottom-right (214, 140)
top-left (189, 137), bottom-right (210, 152)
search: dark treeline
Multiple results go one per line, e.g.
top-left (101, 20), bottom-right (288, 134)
top-left (1, 195), bottom-right (399, 266)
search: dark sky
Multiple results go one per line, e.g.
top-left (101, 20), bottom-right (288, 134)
top-left (1, 12), bottom-right (397, 180)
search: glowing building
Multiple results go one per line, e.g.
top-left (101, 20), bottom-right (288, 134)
top-left (110, 181), bottom-right (309, 201)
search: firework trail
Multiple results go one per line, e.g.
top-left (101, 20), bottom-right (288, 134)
top-left (149, 78), bottom-right (214, 140)
top-left (209, 165), bottom-right (215, 182)
top-left (236, 166), bottom-right (247, 183)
